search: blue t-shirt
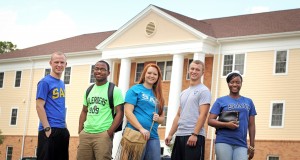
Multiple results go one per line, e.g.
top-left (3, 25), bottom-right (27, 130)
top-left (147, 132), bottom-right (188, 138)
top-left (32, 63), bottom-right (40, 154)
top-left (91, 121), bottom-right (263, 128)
top-left (125, 84), bottom-right (159, 139)
top-left (210, 95), bottom-right (257, 148)
top-left (36, 75), bottom-right (66, 131)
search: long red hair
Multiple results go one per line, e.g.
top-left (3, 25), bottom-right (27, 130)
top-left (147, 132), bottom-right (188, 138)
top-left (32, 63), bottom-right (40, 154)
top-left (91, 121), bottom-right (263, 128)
top-left (138, 63), bottom-right (165, 115)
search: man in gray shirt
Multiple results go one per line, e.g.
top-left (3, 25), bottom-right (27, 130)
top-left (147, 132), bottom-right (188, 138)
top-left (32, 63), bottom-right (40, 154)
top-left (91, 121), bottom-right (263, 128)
top-left (165, 60), bottom-right (211, 160)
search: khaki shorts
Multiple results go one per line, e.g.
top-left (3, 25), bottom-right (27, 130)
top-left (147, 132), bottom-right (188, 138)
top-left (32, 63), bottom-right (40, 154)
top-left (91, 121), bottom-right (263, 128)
top-left (77, 130), bottom-right (113, 160)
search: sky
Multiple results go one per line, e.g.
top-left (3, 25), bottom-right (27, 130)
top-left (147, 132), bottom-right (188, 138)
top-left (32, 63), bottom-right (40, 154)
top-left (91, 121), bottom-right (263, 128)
top-left (0, 0), bottom-right (299, 49)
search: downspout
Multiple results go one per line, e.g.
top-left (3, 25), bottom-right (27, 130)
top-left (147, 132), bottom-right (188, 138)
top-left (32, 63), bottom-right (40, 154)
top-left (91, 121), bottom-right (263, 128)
top-left (209, 40), bottom-right (222, 160)
top-left (21, 58), bottom-right (34, 158)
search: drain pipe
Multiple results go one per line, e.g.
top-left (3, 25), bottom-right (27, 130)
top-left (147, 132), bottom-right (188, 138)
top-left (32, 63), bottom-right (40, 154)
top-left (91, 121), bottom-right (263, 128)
top-left (209, 40), bottom-right (222, 160)
top-left (21, 58), bottom-right (34, 158)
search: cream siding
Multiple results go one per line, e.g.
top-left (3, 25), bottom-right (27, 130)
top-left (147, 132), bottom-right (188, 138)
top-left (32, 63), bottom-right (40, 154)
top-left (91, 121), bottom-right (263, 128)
top-left (107, 12), bottom-right (198, 48)
top-left (0, 70), bottom-right (32, 135)
top-left (209, 49), bottom-right (300, 140)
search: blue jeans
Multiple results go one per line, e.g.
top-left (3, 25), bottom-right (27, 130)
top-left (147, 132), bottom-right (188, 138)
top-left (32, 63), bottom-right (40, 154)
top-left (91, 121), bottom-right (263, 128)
top-left (141, 139), bottom-right (161, 160)
top-left (215, 143), bottom-right (247, 160)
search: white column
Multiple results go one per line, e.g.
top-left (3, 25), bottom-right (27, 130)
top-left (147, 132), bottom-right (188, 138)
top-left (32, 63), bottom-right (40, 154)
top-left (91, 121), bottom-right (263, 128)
top-left (164, 54), bottom-right (184, 155)
top-left (112, 58), bottom-right (131, 158)
top-left (105, 59), bottom-right (113, 82)
top-left (193, 52), bottom-right (205, 62)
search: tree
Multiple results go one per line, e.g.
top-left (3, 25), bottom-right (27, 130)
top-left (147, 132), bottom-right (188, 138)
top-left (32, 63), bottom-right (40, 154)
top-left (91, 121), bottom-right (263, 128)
top-left (0, 41), bottom-right (17, 54)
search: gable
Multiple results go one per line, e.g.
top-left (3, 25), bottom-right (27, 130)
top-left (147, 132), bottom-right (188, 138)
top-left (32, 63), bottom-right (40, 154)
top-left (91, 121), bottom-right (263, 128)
top-left (106, 11), bottom-right (201, 49)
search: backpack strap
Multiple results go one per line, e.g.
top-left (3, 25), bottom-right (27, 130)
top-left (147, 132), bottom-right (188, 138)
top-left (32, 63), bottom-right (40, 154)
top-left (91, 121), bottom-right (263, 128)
top-left (108, 82), bottom-right (115, 117)
top-left (86, 84), bottom-right (95, 102)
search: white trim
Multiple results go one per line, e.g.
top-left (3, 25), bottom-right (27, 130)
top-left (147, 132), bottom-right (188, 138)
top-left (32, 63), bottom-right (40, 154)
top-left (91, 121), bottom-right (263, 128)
top-left (220, 36), bottom-right (300, 55)
top-left (44, 68), bottom-right (51, 77)
top-left (269, 100), bottom-right (285, 128)
top-left (9, 107), bottom-right (19, 126)
top-left (14, 70), bottom-right (22, 88)
top-left (6, 146), bottom-right (13, 160)
top-left (134, 62), bottom-right (144, 83)
top-left (186, 59), bottom-right (193, 80)
top-left (102, 41), bottom-right (203, 59)
top-left (218, 31), bottom-right (300, 42)
top-left (157, 60), bottom-right (172, 81)
top-left (89, 64), bottom-right (95, 84)
top-left (273, 50), bottom-right (289, 76)
top-left (63, 66), bottom-right (72, 85)
top-left (221, 53), bottom-right (246, 78)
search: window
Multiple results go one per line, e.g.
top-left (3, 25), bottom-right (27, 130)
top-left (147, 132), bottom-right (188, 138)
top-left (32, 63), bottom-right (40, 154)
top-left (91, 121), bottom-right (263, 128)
top-left (44, 68), bottom-right (51, 77)
top-left (135, 63), bottom-right (144, 82)
top-left (157, 61), bottom-right (172, 80)
top-left (64, 67), bottom-right (71, 84)
top-left (6, 146), bottom-right (13, 160)
top-left (90, 65), bottom-right (95, 83)
top-left (0, 72), bottom-right (4, 88)
top-left (268, 155), bottom-right (279, 160)
top-left (222, 54), bottom-right (245, 76)
top-left (275, 50), bottom-right (287, 74)
top-left (10, 108), bottom-right (18, 125)
top-left (186, 59), bottom-right (193, 80)
top-left (15, 71), bottom-right (22, 87)
top-left (270, 102), bottom-right (284, 127)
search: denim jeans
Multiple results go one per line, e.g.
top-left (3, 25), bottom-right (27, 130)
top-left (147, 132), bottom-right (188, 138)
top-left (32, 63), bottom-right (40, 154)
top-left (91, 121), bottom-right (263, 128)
top-left (215, 143), bottom-right (247, 160)
top-left (141, 139), bottom-right (161, 160)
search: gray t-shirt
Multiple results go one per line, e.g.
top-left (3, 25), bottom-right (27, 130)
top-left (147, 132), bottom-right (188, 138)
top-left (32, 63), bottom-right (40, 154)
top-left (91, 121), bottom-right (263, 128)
top-left (176, 83), bottom-right (211, 137)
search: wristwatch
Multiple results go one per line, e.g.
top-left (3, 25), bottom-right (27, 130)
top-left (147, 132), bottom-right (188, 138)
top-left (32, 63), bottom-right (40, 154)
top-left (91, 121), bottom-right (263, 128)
top-left (44, 127), bottom-right (51, 132)
top-left (191, 133), bottom-right (198, 136)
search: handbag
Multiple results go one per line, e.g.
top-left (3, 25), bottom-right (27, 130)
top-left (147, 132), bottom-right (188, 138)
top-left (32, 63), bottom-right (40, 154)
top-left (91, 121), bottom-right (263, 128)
top-left (218, 111), bottom-right (239, 122)
top-left (117, 127), bottom-right (147, 160)
top-left (116, 118), bottom-right (155, 160)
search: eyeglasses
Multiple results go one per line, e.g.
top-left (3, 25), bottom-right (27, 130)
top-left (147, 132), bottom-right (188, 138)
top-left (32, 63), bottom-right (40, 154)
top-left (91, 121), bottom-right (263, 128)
top-left (94, 68), bottom-right (107, 72)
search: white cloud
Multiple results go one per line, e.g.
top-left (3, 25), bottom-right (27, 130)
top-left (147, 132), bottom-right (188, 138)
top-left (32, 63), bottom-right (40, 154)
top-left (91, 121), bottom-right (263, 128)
top-left (246, 6), bottom-right (270, 14)
top-left (0, 10), bottom-right (78, 49)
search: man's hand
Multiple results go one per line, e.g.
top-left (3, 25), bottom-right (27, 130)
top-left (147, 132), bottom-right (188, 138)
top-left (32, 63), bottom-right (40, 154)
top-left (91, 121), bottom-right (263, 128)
top-left (45, 129), bottom-right (51, 138)
top-left (107, 130), bottom-right (113, 138)
top-left (187, 135), bottom-right (197, 147)
top-left (165, 135), bottom-right (173, 146)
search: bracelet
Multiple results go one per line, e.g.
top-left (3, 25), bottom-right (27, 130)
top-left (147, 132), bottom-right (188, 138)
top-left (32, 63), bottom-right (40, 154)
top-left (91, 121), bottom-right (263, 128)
top-left (248, 145), bottom-right (255, 152)
top-left (191, 133), bottom-right (198, 136)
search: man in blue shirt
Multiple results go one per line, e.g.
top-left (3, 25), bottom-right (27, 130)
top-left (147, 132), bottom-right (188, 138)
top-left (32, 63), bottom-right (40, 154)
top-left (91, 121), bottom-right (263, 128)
top-left (36, 51), bottom-right (70, 160)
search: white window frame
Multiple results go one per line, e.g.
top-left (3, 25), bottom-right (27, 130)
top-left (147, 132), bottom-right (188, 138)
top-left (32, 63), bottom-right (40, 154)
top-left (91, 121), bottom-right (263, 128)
top-left (35, 146), bottom-right (38, 157)
top-left (14, 70), bottom-right (22, 87)
top-left (134, 63), bottom-right (144, 83)
top-left (63, 67), bottom-right (72, 85)
top-left (6, 146), bottom-right (13, 160)
top-left (44, 68), bottom-right (51, 77)
top-left (267, 155), bottom-right (280, 160)
top-left (273, 50), bottom-right (288, 75)
top-left (269, 100), bottom-right (285, 128)
top-left (90, 65), bottom-right (95, 84)
top-left (0, 72), bottom-right (4, 88)
top-left (157, 61), bottom-right (172, 81)
top-left (9, 107), bottom-right (19, 126)
top-left (222, 53), bottom-right (246, 77)
top-left (186, 59), bottom-right (193, 80)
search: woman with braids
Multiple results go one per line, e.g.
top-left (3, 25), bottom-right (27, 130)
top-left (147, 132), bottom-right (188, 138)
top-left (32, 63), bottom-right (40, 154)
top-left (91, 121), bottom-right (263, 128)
top-left (124, 63), bottom-right (165, 160)
top-left (208, 70), bottom-right (257, 160)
